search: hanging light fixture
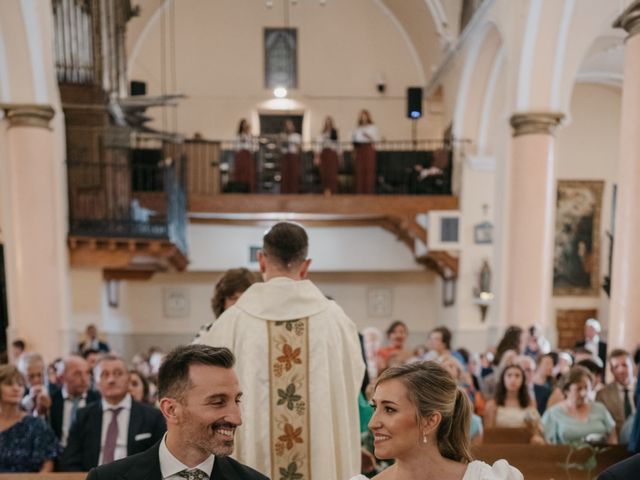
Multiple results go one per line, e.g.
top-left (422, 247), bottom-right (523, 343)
top-left (273, 86), bottom-right (288, 98)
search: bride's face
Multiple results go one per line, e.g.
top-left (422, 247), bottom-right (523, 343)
top-left (368, 379), bottom-right (422, 459)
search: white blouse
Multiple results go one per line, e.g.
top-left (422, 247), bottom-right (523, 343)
top-left (349, 460), bottom-right (523, 480)
top-left (281, 132), bottom-right (302, 153)
top-left (235, 133), bottom-right (255, 151)
top-left (316, 131), bottom-right (340, 153)
top-left (352, 124), bottom-right (379, 144)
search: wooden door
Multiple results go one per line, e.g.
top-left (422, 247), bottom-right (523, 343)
top-left (556, 309), bottom-right (597, 349)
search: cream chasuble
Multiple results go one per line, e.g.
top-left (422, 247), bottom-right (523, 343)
top-left (196, 277), bottom-right (365, 480)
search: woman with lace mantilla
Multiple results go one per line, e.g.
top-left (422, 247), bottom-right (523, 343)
top-left (350, 362), bottom-right (522, 480)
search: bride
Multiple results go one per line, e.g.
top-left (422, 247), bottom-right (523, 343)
top-left (351, 362), bottom-right (522, 480)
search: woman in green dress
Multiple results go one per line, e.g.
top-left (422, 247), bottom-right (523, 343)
top-left (542, 366), bottom-right (617, 444)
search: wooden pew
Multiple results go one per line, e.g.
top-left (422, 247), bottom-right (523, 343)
top-left (0, 474), bottom-right (86, 480)
top-left (483, 427), bottom-right (532, 444)
top-left (472, 444), bottom-right (631, 480)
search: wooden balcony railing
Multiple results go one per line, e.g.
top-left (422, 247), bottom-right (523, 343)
top-left (130, 138), bottom-right (465, 198)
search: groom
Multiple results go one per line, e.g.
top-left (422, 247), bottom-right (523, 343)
top-left (85, 345), bottom-right (269, 480)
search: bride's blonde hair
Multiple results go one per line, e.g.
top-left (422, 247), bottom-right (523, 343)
top-left (376, 361), bottom-right (473, 463)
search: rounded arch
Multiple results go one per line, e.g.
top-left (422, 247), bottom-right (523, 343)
top-left (372, 0), bottom-right (426, 85)
top-left (128, 0), bottom-right (427, 85)
top-left (0, 0), bottom-right (60, 106)
top-left (0, 27), bottom-right (10, 103)
top-left (452, 22), bottom-right (504, 146)
top-left (515, 0), bottom-right (626, 115)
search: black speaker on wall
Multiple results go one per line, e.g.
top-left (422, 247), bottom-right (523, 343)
top-left (130, 80), bottom-right (147, 96)
top-left (407, 87), bottom-right (423, 119)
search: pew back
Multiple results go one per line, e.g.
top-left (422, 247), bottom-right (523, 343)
top-left (472, 444), bottom-right (630, 480)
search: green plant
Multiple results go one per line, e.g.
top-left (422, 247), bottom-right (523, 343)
top-left (559, 441), bottom-right (611, 480)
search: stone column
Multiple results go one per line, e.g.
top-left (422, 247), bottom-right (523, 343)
top-left (609, 1), bottom-right (640, 352)
top-left (505, 112), bottom-right (563, 332)
top-left (0, 104), bottom-right (71, 361)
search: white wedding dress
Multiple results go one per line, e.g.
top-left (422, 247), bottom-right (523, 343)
top-left (349, 459), bottom-right (523, 480)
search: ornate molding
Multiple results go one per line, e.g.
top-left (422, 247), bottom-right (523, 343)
top-left (613, 0), bottom-right (640, 38)
top-left (0, 104), bottom-right (55, 129)
top-left (509, 112), bottom-right (564, 137)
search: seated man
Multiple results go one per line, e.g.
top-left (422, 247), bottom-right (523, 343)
top-left (60, 355), bottom-right (165, 471)
top-left (78, 324), bottom-right (110, 355)
top-left (597, 349), bottom-right (636, 437)
top-left (85, 345), bottom-right (268, 480)
top-left (49, 355), bottom-right (101, 447)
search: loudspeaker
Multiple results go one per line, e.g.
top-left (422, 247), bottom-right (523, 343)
top-left (407, 87), bottom-right (423, 119)
top-left (130, 80), bottom-right (147, 96)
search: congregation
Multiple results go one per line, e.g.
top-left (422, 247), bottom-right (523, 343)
top-left (0, 222), bottom-right (638, 479)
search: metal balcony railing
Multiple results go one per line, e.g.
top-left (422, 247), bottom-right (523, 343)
top-left (67, 154), bottom-right (188, 254)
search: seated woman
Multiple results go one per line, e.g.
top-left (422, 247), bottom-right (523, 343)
top-left (0, 364), bottom-right (59, 472)
top-left (128, 369), bottom-right (154, 406)
top-left (375, 321), bottom-right (413, 374)
top-left (542, 366), bottom-right (617, 445)
top-left (441, 354), bottom-right (485, 416)
top-left (484, 364), bottom-right (545, 443)
top-left (351, 362), bottom-right (523, 480)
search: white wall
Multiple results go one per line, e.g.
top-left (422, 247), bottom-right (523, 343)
top-left (553, 82), bottom-right (621, 341)
top-left (128, 0), bottom-right (443, 141)
top-left (188, 224), bottom-right (423, 272)
top-left (70, 268), bottom-right (440, 361)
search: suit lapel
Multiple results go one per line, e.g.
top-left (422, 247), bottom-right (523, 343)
top-left (50, 390), bottom-right (64, 438)
top-left (211, 457), bottom-right (239, 480)
top-left (128, 401), bottom-right (144, 455)
top-left (89, 404), bottom-right (104, 467)
top-left (121, 441), bottom-right (163, 480)
top-left (610, 386), bottom-right (625, 422)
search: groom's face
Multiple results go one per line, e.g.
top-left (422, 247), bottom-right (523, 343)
top-left (177, 364), bottom-right (243, 457)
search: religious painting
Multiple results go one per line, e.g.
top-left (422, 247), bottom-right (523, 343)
top-left (553, 180), bottom-right (604, 296)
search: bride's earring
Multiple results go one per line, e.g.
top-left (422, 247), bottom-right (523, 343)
top-left (422, 431), bottom-right (428, 444)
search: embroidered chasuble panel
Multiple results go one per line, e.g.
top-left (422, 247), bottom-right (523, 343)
top-left (268, 318), bottom-right (311, 480)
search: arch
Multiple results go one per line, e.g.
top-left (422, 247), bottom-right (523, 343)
top-left (423, 0), bottom-right (452, 45)
top-left (452, 22), bottom-right (503, 142)
top-left (128, 0), bottom-right (427, 86)
top-left (127, 0), bottom-right (175, 79)
top-left (19, 0), bottom-right (49, 103)
top-left (549, 0), bottom-right (576, 109)
top-left (477, 46), bottom-right (505, 154)
top-left (516, 0), bottom-right (626, 115)
top-left (0, 22), bottom-right (10, 103)
top-left (516, 0), bottom-right (544, 110)
top-left (373, 0), bottom-right (426, 85)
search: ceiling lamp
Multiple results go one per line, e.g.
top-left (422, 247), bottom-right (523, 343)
top-left (273, 86), bottom-right (288, 98)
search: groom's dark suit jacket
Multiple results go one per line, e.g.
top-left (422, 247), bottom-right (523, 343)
top-left (85, 440), bottom-right (270, 480)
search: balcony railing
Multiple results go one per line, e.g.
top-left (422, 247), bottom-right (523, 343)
top-left (67, 154), bottom-right (188, 254)
top-left (167, 138), bottom-right (462, 196)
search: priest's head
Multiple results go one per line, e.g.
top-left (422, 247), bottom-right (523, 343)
top-left (258, 222), bottom-right (311, 281)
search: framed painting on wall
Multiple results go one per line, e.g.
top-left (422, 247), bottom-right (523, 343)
top-left (553, 180), bottom-right (604, 296)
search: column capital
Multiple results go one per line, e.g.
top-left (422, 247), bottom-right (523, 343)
top-left (613, 0), bottom-right (640, 37)
top-left (0, 103), bottom-right (55, 129)
top-left (509, 112), bottom-right (564, 137)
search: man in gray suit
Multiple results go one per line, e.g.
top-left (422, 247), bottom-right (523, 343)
top-left (596, 349), bottom-right (636, 436)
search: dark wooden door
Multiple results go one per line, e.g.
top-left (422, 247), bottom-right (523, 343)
top-left (556, 308), bottom-right (597, 349)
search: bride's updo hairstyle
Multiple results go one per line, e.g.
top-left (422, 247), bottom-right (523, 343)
top-left (375, 361), bottom-right (473, 463)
